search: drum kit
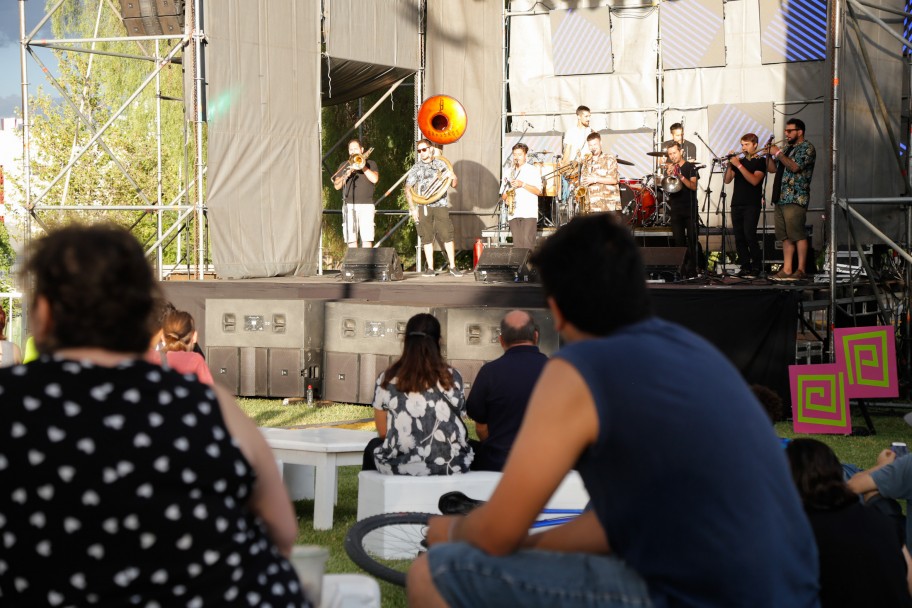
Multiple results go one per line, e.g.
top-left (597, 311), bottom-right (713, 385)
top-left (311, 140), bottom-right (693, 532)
top-left (525, 149), bottom-right (679, 228)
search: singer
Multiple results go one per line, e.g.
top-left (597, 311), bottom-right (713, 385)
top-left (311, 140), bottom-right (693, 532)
top-left (723, 134), bottom-right (766, 279)
top-left (767, 118), bottom-right (816, 282)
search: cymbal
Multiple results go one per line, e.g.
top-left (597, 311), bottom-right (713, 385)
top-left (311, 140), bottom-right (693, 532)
top-left (645, 151), bottom-right (667, 157)
top-left (616, 157), bottom-right (635, 166)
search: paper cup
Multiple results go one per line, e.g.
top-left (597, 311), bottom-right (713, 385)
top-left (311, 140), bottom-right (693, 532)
top-left (290, 545), bottom-right (330, 606)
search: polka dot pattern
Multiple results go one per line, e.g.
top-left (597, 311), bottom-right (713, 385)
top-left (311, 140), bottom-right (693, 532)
top-left (0, 357), bottom-right (309, 607)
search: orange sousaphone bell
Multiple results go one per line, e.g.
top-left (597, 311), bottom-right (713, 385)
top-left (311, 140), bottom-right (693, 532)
top-left (409, 95), bottom-right (467, 205)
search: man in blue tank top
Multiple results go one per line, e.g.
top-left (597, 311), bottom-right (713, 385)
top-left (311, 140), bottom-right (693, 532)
top-left (408, 214), bottom-right (820, 607)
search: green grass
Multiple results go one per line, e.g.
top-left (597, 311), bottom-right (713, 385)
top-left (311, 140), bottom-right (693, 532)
top-left (238, 397), bottom-right (912, 608)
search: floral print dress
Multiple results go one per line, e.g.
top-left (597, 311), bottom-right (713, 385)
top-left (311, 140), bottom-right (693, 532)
top-left (371, 369), bottom-right (473, 475)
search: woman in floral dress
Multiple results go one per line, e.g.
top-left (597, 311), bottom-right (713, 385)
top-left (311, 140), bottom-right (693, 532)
top-left (363, 313), bottom-right (473, 475)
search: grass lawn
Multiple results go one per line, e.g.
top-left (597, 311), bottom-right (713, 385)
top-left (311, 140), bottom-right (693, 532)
top-left (238, 397), bottom-right (912, 608)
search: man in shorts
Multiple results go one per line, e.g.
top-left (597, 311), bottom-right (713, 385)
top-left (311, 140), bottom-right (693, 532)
top-left (406, 139), bottom-right (462, 277)
top-left (767, 118), bottom-right (816, 281)
top-left (333, 138), bottom-right (379, 248)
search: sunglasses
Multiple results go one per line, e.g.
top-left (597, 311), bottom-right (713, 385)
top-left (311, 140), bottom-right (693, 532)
top-left (417, 147), bottom-right (429, 152)
top-left (784, 129), bottom-right (798, 133)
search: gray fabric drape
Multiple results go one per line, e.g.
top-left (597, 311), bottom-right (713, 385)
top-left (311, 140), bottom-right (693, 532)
top-left (425, 0), bottom-right (504, 248)
top-left (206, 0), bottom-right (322, 278)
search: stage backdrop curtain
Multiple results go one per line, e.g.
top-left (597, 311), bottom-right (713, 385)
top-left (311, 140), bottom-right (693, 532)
top-left (205, 0), bottom-right (321, 279)
top-left (425, 0), bottom-right (504, 248)
top-left (323, 0), bottom-right (419, 105)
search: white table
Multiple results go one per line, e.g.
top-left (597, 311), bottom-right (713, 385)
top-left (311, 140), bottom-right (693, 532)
top-left (259, 427), bottom-right (376, 530)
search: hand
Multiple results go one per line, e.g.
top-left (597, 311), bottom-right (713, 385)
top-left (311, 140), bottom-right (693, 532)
top-left (425, 515), bottom-right (460, 548)
top-left (769, 145), bottom-right (781, 157)
top-left (877, 448), bottom-right (897, 466)
top-left (581, 176), bottom-right (593, 187)
top-left (509, 179), bottom-right (522, 189)
top-left (730, 154), bottom-right (742, 168)
top-left (447, 171), bottom-right (456, 181)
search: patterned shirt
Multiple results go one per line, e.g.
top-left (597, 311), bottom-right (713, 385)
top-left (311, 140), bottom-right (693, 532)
top-left (773, 140), bottom-right (816, 207)
top-left (406, 158), bottom-right (451, 208)
top-left (585, 153), bottom-right (621, 213)
top-left (371, 369), bottom-right (473, 475)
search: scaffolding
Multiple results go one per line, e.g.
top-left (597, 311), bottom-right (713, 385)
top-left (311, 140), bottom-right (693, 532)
top-left (16, 0), bottom-right (209, 282)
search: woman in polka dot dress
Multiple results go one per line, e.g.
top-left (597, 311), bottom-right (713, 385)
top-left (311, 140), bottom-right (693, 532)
top-left (0, 225), bottom-right (310, 607)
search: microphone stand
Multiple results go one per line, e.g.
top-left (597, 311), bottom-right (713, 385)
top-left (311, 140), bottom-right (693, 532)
top-left (758, 135), bottom-right (775, 279)
top-left (692, 131), bottom-right (726, 280)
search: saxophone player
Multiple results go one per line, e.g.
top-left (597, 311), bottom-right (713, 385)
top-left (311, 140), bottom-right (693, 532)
top-left (579, 133), bottom-right (620, 216)
top-left (503, 143), bottom-right (543, 250)
top-left (333, 139), bottom-right (379, 248)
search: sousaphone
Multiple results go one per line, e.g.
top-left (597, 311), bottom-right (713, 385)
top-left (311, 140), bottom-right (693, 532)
top-left (408, 95), bottom-right (467, 205)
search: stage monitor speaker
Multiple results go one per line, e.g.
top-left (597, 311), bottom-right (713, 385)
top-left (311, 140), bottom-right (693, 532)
top-left (340, 247), bottom-right (404, 282)
top-left (474, 247), bottom-right (533, 283)
top-left (641, 247), bottom-right (687, 282)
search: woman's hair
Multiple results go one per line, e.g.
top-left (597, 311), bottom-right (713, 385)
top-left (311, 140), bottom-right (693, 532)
top-left (0, 307), bottom-right (7, 341)
top-left (382, 313), bottom-right (453, 393)
top-left (161, 310), bottom-right (196, 352)
top-left (26, 223), bottom-right (159, 353)
top-left (786, 438), bottom-right (856, 510)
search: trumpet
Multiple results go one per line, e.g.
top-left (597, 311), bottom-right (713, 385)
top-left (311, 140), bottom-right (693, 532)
top-left (757, 139), bottom-right (786, 156)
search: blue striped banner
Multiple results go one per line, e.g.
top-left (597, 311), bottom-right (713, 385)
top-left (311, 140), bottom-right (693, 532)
top-left (661, 0), bottom-right (724, 70)
top-left (761, 0), bottom-right (827, 63)
top-left (708, 104), bottom-right (774, 164)
top-left (550, 9), bottom-right (614, 75)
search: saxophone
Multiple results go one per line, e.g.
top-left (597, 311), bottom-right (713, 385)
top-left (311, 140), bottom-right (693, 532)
top-left (503, 162), bottom-right (519, 215)
top-left (575, 154), bottom-right (592, 214)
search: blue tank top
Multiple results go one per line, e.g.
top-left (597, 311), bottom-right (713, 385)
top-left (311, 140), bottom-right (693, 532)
top-left (556, 317), bottom-right (819, 607)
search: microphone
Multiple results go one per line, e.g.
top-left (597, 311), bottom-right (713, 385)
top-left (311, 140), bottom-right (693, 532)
top-left (525, 120), bottom-right (535, 129)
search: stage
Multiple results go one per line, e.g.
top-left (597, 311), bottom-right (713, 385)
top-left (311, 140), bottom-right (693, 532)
top-left (160, 270), bottom-right (828, 404)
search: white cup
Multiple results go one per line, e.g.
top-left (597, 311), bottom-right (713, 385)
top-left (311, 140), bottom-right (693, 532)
top-left (290, 545), bottom-right (330, 607)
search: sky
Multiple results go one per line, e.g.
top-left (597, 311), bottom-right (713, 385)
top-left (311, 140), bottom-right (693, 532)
top-left (0, 1), bottom-right (57, 118)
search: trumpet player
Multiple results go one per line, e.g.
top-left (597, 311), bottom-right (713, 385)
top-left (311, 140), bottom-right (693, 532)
top-left (766, 118), bottom-right (816, 282)
top-left (405, 139), bottom-right (462, 277)
top-left (665, 142), bottom-right (700, 277)
top-left (333, 139), bottom-right (379, 248)
top-left (723, 134), bottom-right (766, 278)
top-left (580, 132), bottom-right (620, 215)
top-left (503, 143), bottom-right (543, 250)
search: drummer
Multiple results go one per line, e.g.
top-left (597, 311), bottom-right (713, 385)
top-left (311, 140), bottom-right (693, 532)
top-left (581, 132), bottom-right (621, 216)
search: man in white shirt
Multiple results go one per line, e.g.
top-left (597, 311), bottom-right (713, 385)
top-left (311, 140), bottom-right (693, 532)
top-left (562, 106), bottom-right (594, 162)
top-left (503, 143), bottom-right (543, 250)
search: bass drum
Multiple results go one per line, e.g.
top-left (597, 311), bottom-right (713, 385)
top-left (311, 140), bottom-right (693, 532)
top-left (635, 187), bottom-right (657, 225)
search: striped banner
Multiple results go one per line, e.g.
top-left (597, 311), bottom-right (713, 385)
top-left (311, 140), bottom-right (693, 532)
top-left (603, 130), bottom-right (659, 180)
top-left (550, 8), bottom-right (614, 75)
top-left (760, 0), bottom-right (827, 63)
top-left (707, 103), bottom-right (774, 163)
top-left (661, 0), bottom-right (725, 70)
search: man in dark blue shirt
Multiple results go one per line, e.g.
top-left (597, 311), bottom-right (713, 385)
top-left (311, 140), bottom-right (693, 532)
top-left (467, 310), bottom-right (548, 472)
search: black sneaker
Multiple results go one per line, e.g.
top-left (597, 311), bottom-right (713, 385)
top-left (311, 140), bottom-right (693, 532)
top-left (449, 267), bottom-right (464, 278)
top-left (421, 267), bottom-right (436, 277)
top-left (736, 268), bottom-right (752, 278)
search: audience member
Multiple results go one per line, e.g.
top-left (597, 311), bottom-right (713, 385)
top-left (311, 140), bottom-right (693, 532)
top-left (0, 307), bottom-right (21, 367)
top-left (787, 439), bottom-right (912, 607)
top-left (849, 449), bottom-right (912, 549)
top-left (407, 214), bottom-right (818, 608)
top-left (363, 313), bottom-right (473, 475)
top-left (146, 309), bottom-right (214, 385)
top-left (752, 383), bottom-right (787, 423)
top-left (0, 224), bottom-right (309, 607)
top-left (466, 310), bottom-right (547, 471)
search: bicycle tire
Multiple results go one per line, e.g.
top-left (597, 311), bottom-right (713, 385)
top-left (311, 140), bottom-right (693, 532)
top-left (344, 512), bottom-right (434, 587)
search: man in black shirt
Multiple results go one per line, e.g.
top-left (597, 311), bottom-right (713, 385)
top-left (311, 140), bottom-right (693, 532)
top-left (661, 122), bottom-right (697, 162)
top-left (333, 139), bottom-right (379, 248)
top-left (723, 133), bottom-right (767, 278)
top-left (665, 142), bottom-right (700, 277)
top-left (466, 310), bottom-right (548, 472)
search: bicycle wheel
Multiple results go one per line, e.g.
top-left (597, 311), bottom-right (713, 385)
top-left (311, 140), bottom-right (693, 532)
top-left (344, 512), bottom-right (433, 587)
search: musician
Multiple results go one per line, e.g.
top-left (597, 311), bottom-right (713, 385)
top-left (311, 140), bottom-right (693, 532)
top-left (405, 139), bottom-right (463, 277)
top-left (580, 133), bottom-right (620, 215)
top-left (723, 133), bottom-right (766, 278)
top-left (766, 118), bottom-right (816, 282)
top-left (665, 142), bottom-right (700, 277)
top-left (503, 143), bottom-right (543, 250)
top-left (661, 122), bottom-right (697, 162)
top-left (333, 139), bottom-right (379, 248)
top-left (561, 106), bottom-right (594, 203)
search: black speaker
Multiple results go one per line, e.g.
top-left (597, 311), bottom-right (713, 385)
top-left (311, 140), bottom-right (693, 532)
top-left (340, 248), bottom-right (404, 282)
top-left (474, 247), bottom-right (532, 283)
top-left (641, 247), bottom-right (687, 282)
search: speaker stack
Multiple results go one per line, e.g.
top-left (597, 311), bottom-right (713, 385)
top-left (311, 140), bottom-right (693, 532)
top-left (119, 0), bottom-right (185, 36)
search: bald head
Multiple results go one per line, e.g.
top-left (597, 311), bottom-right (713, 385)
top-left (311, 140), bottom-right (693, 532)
top-left (499, 310), bottom-right (539, 349)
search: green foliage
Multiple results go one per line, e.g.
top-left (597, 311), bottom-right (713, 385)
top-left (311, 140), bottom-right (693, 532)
top-left (321, 86), bottom-right (418, 270)
top-left (17, 0), bottom-right (196, 268)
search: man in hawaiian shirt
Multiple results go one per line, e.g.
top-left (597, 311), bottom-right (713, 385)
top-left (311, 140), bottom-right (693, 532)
top-left (581, 132), bottom-right (620, 216)
top-left (767, 118), bottom-right (816, 282)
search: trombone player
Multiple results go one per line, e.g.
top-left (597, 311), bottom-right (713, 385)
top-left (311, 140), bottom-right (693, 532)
top-left (333, 139), bottom-right (379, 248)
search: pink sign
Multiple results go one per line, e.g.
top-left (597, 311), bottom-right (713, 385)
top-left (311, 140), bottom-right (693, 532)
top-left (834, 326), bottom-right (899, 399)
top-left (789, 363), bottom-right (851, 435)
